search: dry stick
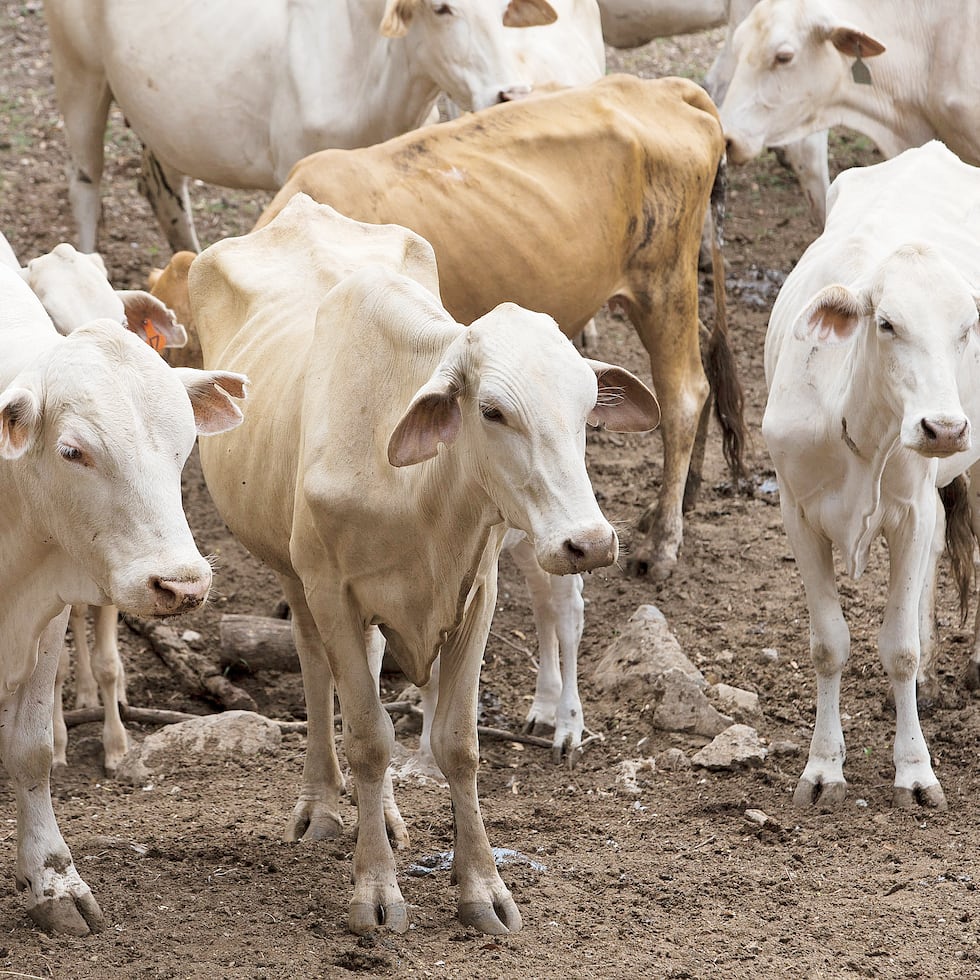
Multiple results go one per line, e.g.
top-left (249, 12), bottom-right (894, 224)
top-left (120, 614), bottom-right (257, 712)
top-left (62, 697), bottom-right (555, 749)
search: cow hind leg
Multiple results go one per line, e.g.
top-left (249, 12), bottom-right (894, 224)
top-left (1, 610), bottom-right (104, 935)
top-left (137, 145), bottom-right (201, 253)
top-left (279, 577), bottom-right (346, 843)
top-left (90, 604), bottom-right (128, 774)
top-left (626, 296), bottom-right (710, 581)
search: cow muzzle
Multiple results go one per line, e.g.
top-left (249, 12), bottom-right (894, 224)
top-left (498, 85), bottom-right (532, 104)
top-left (147, 573), bottom-right (212, 616)
top-left (537, 523), bottom-right (618, 576)
top-left (915, 415), bottom-right (971, 458)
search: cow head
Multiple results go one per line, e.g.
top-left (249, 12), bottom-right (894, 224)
top-left (720, 0), bottom-right (885, 165)
top-left (379, 0), bottom-right (559, 111)
top-left (23, 242), bottom-right (188, 350)
top-left (0, 318), bottom-right (247, 615)
top-left (388, 287), bottom-right (659, 575)
top-left (794, 245), bottom-right (980, 457)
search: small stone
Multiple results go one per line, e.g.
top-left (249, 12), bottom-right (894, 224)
top-left (706, 683), bottom-right (763, 724)
top-left (759, 648), bottom-right (780, 663)
top-left (656, 747), bottom-right (692, 771)
top-left (768, 739), bottom-right (802, 757)
top-left (744, 808), bottom-right (769, 827)
top-left (691, 724), bottom-right (767, 770)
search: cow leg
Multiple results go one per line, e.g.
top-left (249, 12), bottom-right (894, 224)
top-left (965, 461), bottom-right (980, 692)
top-left (53, 72), bottom-right (110, 252)
top-left (775, 132), bottom-right (831, 228)
top-left (915, 498), bottom-right (946, 712)
top-left (0, 610), bottom-right (104, 936)
top-left (90, 604), bottom-right (128, 775)
top-left (318, 614), bottom-right (407, 935)
top-left (882, 517), bottom-right (947, 810)
top-left (365, 627), bottom-right (408, 849)
top-left (279, 576), bottom-right (346, 842)
top-left (137, 145), bottom-right (201, 254)
top-left (433, 578), bottom-right (522, 935)
top-left (627, 296), bottom-right (710, 580)
top-left (397, 658), bottom-right (446, 784)
top-left (508, 534), bottom-right (585, 765)
top-left (781, 504), bottom-right (850, 808)
top-left (69, 604), bottom-right (98, 708)
top-left (52, 638), bottom-right (70, 769)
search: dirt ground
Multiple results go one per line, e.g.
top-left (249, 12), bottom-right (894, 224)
top-left (1, 5), bottom-right (978, 978)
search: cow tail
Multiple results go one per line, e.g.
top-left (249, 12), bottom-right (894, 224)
top-left (705, 156), bottom-right (748, 486)
top-left (940, 475), bottom-right (976, 624)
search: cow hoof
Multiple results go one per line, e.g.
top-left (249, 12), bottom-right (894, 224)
top-left (893, 783), bottom-right (948, 811)
top-left (963, 661), bottom-right (980, 691)
top-left (551, 733), bottom-right (583, 769)
top-left (792, 777), bottom-right (846, 809)
top-left (624, 551), bottom-right (675, 581)
top-left (458, 898), bottom-right (522, 935)
top-left (28, 892), bottom-right (105, 937)
top-left (348, 900), bottom-right (409, 935)
top-left (285, 802), bottom-right (343, 842)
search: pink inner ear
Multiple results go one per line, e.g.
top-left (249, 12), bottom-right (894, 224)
top-left (811, 305), bottom-right (852, 342)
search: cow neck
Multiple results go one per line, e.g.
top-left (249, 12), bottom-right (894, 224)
top-left (830, 14), bottom-right (938, 160)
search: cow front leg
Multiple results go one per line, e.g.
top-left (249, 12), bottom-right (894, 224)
top-left (0, 611), bottom-right (104, 935)
top-left (915, 496), bottom-right (946, 713)
top-left (433, 581), bottom-right (522, 935)
top-left (90, 604), bottom-right (128, 774)
top-left (883, 521), bottom-right (946, 810)
top-left (137, 145), bottom-right (200, 253)
top-left (782, 503), bottom-right (850, 808)
top-left (279, 577), bottom-right (345, 842)
top-left (320, 617), bottom-right (407, 935)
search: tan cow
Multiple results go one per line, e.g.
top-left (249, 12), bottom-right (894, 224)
top-left (254, 74), bottom-right (745, 580)
top-left (190, 193), bottom-right (660, 934)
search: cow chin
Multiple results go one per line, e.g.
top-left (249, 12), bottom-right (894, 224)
top-left (533, 524), bottom-right (619, 576)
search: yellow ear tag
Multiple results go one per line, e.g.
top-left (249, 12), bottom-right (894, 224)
top-left (143, 318), bottom-right (166, 352)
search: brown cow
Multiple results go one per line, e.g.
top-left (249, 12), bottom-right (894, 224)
top-left (254, 74), bottom-right (744, 578)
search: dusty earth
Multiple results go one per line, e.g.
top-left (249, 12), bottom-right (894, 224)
top-left (1, 5), bottom-right (978, 979)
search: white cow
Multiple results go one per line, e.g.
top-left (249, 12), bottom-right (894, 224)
top-left (0, 264), bottom-right (246, 934)
top-left (190, 194), bottom-right (660, 934)
top-left (721, 0), bottom-right (980, 183)
top-left (3, 234), bottom-right (188, 775)
top-left (42, 0), bottom-right (560, 253)
top-left (762, 141), bottom-right (980, 812)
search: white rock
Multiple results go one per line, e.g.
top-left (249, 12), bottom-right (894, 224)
top-left (691, 724), bottom-right (767, 770)
top-left (706, 683), bottom-right (763, 724)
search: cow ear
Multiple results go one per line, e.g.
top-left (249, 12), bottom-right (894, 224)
top-left (173, 369), bottom-right (248, 435)
top-left (827, 26), bottom-right (886, 59)
top-left (118, 290), bottom-right (189, 352)
top-left (388, 374), bottom-right (462, 467)
top-left (585, 361), bottom-right (661, 433)
top-left (504, 0), bottom-right (557, 28)
top-left (0, 387), bottom-right (41, 459)
top-left (380, 0), bottom-right (417, 37)
top-left (796, 284), bottom-right (864, 344)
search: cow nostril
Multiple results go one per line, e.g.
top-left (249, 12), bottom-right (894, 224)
top-left (563, 538), bottom-right (587, 562)
top-left (921, 418), bottom-right (938, 440)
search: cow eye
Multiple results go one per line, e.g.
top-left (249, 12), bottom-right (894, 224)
top-left (57, 443), bottom-right (86, 464)
top-left (481, 404), bottom-right (506, 424)
top-left (877, 318), bottom-right (895, 335)
top-left (774, 47), bottom-right (794, 66)
top-left (433, 3), bottom-right (453, 14)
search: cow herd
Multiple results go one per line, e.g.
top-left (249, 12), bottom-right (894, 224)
top-left (1, 0), bottom-right (978, 946)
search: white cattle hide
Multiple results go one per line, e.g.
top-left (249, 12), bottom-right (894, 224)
top-left (0, 264), bottom-right (247, 934)
top-left (762, 141), bottom-right (980, 812)
top-left (191, 194), bottom-right (659, 935)
top-left (42, 0), bottom-right (561, 252)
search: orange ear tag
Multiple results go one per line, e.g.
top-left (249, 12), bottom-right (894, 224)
top-left (143, 318), bottom-right (166, 353)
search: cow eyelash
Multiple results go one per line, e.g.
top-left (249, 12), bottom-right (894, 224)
top-left (480, 404), bottom-right (506, 424)
top-left (57, 444), bottom-right (84, 462)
